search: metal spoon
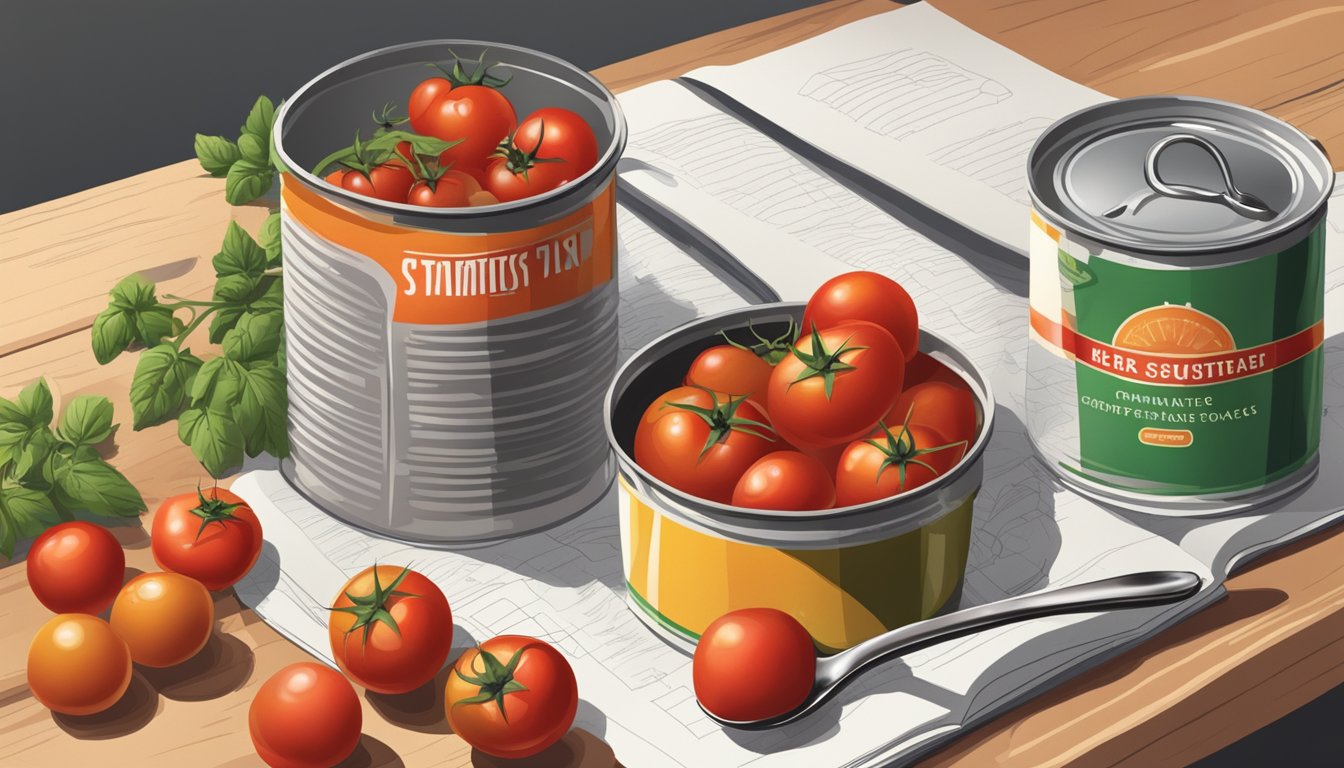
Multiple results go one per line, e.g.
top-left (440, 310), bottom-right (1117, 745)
top-left (703, 570), bottom-right (1202, 729)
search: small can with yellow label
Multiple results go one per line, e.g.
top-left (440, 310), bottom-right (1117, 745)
top-left (274, 42), bottom-right (626, 543)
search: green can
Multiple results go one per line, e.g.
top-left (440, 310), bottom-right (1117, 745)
top-left (1026, 96), bottom-right (1333, 514)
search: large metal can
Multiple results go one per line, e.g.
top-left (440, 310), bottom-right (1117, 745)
top-left (273, 42), bottom-right (627, 543)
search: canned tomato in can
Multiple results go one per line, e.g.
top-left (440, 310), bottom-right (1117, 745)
top-left (273, 42), bottom-right (627, 543)
top-left (1026, 96), bottom-right (1332, 514)
top-left (605, 304), bottom-right (995, 653)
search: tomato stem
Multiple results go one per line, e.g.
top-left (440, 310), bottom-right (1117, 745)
top-left (431, 49), bottom-right (512, 89)
top-left (328, 564), bottom-right (418, 653)
top-left (452, 647), bottom-right (529, 723)
top-left (190, 483), bottom-right (241, 542)
top-left (664, 388), bottom-right (777, 459)
top-left (787, 324), bottom-right (867, 400)
top-left (865, 409), bottom-right (969, 491)
top-left (720, 318), bottom-right (795, 366)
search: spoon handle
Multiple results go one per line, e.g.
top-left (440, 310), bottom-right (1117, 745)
top-left (824, 570), bottom-right (1202, 686)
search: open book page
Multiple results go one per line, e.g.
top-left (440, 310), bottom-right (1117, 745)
top-left (682, 2), bottom-right (1109, 255)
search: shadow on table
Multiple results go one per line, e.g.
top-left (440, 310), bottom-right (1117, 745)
top-left (52, 670), bottom-right (159, 739)
top-left (469, 728), bottom-right (619, 768)
top-left (136, 632), bottom-right (255, 701)
top-left (339, 734), bottom-right (406, 768)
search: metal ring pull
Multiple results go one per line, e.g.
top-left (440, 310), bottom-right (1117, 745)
top-left (1143, 133), bottom-right (1277, 221)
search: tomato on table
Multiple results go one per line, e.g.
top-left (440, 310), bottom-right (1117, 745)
top-left (885, 380), bottom-right (978, 448)
top-left (767, 321), bottom-right (905, 450)
top-left (250, 662), bottom-right (363, 768)
top-left (693, 608), bottom-right (816, 722)
top-left (684, 344), bottom-right (774, 403)
top-left (109, 571), bottom-right (214, 667)
top-left (634, 386), bottom-right (777, 503)
top-left (802, 271), bottom-right (919, 362)
top-left (485, 107), bottom-right (598, 202)
top-left (26, 521), bottom-right (125, 615)
top-left (151, 486), bottom-right (262, 591)
top-left (446, 635), bottom-right (578, 759)
top-left (27, 614), bottom-right (132, 716)
top-left (731, 451), bottom-right (835, 511)
top-left (834, 422), bottom-right (967, 506)
top-left (328, 564), bottom-right (453, 694)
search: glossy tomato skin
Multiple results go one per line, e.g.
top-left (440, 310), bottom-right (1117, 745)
top-left (406, 176), bottom-right (472, 208)
top-left (411, 85), bottom-right (517, 174)
top-left (328, 565), bottom-right (453, 694)
top-left (484, 107), bottom-right (598, 203)
top-left (109, 572), bottom-right (214, 668)
top-left (151, 487), bottom-right (262, 591)
top-left (408, 77), bottom-right (453, 129)
top-left (27, 614), bottom-right (131, 716)
top-left (767, 321), bottom-right (905, 451)
top-left (250, 662), bottom-right (363, 768)
top-left (835, 424), bottom-right (964, 506)
top-left (802, 272), bottom-right (919, 362)
top-left (341, 163), bottom-right (415, 203)
top-left (731, 451), bottom-right (835, 511)
top-left (27, 521), bottom-right (125, 615)
top-left (633, 387), bottom-right (777, 503)
top-left (693, 608), bottom-right (815, 723)
top-left (685, 345), bottom-right (773, 403)
top-left (446, 635), bottom-right (578, 759)
top-left (886, 381), bottom-right (978, 447)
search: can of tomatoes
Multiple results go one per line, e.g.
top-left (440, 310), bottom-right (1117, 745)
top-left (1026, 96), bottom-right (1332, 514)
top-left (273, 41), bottom-right (626, 543)
top-left (604, 304), bottom-right (995, 653)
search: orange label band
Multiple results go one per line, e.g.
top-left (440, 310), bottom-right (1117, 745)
top-left (1031, 308), bottom-right (1324, 386)
top-left (1138, 428), bottom-right (1194, 447)
top-left (282, 176), bottom-right (615, 324)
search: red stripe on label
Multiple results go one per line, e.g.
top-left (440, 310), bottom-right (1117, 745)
top-left (1030, 309), bottom-right (1323, 385)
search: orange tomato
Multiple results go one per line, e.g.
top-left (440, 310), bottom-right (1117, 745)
top-left (109, 572), bottom-right (214, 667)
top-left (27, 614), bottom-right (131, 716)
top-left (684, 345), bottom-right (774, 402)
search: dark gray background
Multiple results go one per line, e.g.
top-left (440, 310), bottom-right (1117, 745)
top-left (0, 1), bottom-right (1335, 765)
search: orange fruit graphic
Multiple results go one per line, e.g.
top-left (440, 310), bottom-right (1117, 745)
top-left (1112, 303), bottom-right (1235, 355)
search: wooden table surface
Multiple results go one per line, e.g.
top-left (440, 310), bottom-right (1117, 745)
top-left (3, 0), bottom-right (1343, 765)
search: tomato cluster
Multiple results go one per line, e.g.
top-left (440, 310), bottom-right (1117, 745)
top-left (634, 271), bottom-right (979, 511)
top-left (319, 54), bottom-right (599, 208)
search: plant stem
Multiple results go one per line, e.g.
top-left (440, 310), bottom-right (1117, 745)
top-left (174, 306), bottom-right (219, 349)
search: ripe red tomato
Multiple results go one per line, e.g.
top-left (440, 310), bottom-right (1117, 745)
top-left (731, 451), bottom-right (835, 511)
top-left (250, 662), bottom-right (363, 768)
top-left (885, 381), bottom-right (978, 448)
top-left (406, 175), bottom-right (472, 207)
top-left (802, 272), bottom-right (918, 362)
top-left (445, 635), bottom-right (578, 759)
top-left (410, 84), bottom-right (517, 174)
top-left (693, 608), bottom-right (815, 722)
top-left (767, 321), bottom-right (905, 450)
top-left (684, 344), bottom-right (773, 402)
top-left (109, 572), bottom-right (214, 668)
top-left (27, 614), bottom-right (132, 716)
top-left (151, 487), bottom-right (262, 591)
top-left (328, 565), bottom-right (453, 694)
top-left (902, 352), bottom-right (966, 388)
top-left (336, 163), bottom-right (415, 203)
top-left (27, 521), bottom-right (125, 615)
top-left (484, 108), bottom-right (598, 203)
top-left (634, 387), bottom-right (778, 503)
top-left (835, 423), bottom-right (966, 506)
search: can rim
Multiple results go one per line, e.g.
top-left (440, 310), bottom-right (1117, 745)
top-left (273, 39), bottom-right (628, 219)
top-left (603, 302), bottom-right (997, 527)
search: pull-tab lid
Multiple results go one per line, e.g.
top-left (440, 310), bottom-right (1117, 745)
top-left (1029, 96), bottom-right (1333, 255)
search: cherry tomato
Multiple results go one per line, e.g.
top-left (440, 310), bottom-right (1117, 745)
top-left (885, 381), bottom-right (978, 448)
top-left (27, 521), bottom-right (125, 615)
top-left (151, 486), bottom-right (262, 591)
top-left (767, 321), bottom-right (905, 450)
top-left (731, 451), bottom-right (835, 511)
top-left (802, 272), bottom-right (919, 362)
top-left (328, 564), bottom-right (453, 695)
top-left (109, 572), bottom-right (214, 668)
top-left (409, 83), bottom-right (517, 174)
top-left (693, 608), bottom-right (815, 723)
top-left (338, 163), bottom-right (415, 203)
top-left (250, 662), bottom-right (362, 768)
top-left (484, 107), bottom-right (598, 203)
top-left (446, 635), bottom-right (578, 759)
top-left (685, 345), bottom-right (773, 402)
top-left (27, 614), bottom-right (131, 716)
top-left (634, 387), bottom-right (777, 503)
top-left (406, 175), bottom-right (472, 208)
top-left (835, 423), bottom-right (966, 506)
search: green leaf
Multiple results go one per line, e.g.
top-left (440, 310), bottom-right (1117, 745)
top-left (109, 273), bottom-right (158, 310)
top-left (0, 422), bottom-right (26, 469)
top-left (134, 305), bottom-right (175, 348)
top-left (210, 275), bottom-right (281, 343)
top-left (258, 212), bottom-right (282, 268)
top-left (0, 511), bottom-right (13, 560)
top-left (129, 345), bottom-right (204, 430)
top-left (58, 396), bottom-right (115, 446)
top-left (225, 158), bottom-right (274, 205)
top-left (0, 483), bottom-right (59, 553)
top-left (13, 427), bottom-right (54, 481)
top-left (17, 379), bottom-right (53, 427)
top-left (223, 313), bottom-right (283, 363)
top-left (238, 132), bottom-right (268, 165)
top-left (242, 95), bottom-right (276, 142)
top-left (51, 446), bottom-right (146, 517)
top-left (91, 305), bottom-right (136, 364)
top-left (235, 364), bottom-right (287, 458)
top-left (195, 134), bottom-right (241, 177)
top-left (191, 356), bottom-right (245, 411)
top-left (93, 275), bottom-right (174, 362)
top-left (214, 221), bottom-right (268, 279)
top-left (178, 408), bottom-right (244, 478)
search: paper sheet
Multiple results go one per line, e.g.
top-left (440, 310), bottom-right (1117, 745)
top-left (682, 3), bottom-right (1109, 256)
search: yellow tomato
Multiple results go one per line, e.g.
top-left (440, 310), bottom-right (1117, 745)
top-left (109, 572), bottom-right (214, 667)
top-left (28, 614), bottom-right (131, 716)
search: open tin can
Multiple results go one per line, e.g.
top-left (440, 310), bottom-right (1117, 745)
top-left (273, 41), bottom-right (626, 543)
top-left (605, 303), bottom-right (995, 653)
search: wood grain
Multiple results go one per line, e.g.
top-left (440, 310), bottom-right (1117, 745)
top-left (4, 0), bottom-right (1344, 766)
